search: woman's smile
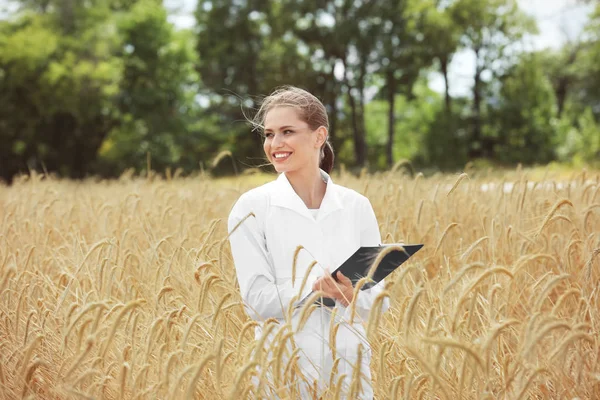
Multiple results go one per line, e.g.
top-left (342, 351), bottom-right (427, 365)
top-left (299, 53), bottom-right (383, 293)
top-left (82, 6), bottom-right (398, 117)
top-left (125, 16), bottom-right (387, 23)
top-left (273, 151), bottom-right (292, 161)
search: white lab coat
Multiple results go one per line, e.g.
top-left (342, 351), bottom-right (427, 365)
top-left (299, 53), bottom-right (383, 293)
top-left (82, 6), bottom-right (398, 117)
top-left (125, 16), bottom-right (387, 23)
top-left (227, 168), bottom-right (390, 399)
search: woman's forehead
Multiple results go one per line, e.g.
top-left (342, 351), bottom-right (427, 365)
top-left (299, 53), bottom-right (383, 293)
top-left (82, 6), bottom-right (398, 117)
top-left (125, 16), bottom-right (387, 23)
top-left (264, 107), bottom-right (307, 130)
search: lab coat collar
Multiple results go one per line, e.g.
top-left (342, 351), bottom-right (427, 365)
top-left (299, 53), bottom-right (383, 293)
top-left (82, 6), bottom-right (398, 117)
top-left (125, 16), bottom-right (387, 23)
top-left (272, 168), bottom-right (344, 221)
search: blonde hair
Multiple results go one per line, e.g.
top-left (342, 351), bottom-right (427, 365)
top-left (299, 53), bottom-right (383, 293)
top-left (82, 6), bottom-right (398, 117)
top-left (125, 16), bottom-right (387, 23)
top-left (251, 86), bottom-right (335, 173)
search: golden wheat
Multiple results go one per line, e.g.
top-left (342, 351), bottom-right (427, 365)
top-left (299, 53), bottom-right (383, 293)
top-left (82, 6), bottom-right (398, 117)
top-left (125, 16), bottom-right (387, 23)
top-left (1, 167), bottom-right (599, 398)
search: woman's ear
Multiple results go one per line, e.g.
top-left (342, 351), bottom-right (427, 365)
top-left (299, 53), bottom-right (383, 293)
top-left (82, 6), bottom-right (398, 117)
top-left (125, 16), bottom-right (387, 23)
top-left (315, 126), bottom-right (328, 148)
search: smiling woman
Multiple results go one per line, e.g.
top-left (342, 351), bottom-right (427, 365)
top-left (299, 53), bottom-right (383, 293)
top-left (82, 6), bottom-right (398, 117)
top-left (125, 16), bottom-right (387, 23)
top-left (227, 86), bottom-right (389, 398)
top-left (254, 86), bottom-right (335, 176)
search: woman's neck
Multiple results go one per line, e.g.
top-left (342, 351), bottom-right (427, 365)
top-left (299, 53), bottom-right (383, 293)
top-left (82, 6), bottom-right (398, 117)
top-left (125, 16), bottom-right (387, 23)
top-left (285, 167), bottom-right (326, 209)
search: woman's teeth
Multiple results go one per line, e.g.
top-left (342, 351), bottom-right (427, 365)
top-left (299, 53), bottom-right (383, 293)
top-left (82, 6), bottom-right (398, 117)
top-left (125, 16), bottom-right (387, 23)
top-left (274, 153), bottom-right (290, 160)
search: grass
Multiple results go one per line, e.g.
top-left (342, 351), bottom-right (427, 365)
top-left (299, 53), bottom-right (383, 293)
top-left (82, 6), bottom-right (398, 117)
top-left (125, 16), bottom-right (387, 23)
top-left (0, 166), bottom-right (599, 399)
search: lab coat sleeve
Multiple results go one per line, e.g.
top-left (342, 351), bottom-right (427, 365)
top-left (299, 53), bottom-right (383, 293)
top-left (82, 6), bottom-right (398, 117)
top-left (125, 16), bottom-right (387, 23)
top-left (227, 193), bottom-right (316, 321)
top-left (351, 196), bottom-right (391, 321)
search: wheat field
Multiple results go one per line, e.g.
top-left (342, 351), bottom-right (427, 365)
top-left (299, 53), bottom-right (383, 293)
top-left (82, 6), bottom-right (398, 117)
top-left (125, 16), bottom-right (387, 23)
top-left (1, 167), bottom-right (599, 399)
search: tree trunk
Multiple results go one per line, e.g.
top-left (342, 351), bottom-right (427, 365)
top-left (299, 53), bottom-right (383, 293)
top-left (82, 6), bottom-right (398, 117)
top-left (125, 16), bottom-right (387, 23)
top-left (440, 55), bottom-right (451, 114)
top-left (347, 87), bottom-right (364, 166)
top-left (342, 58), bottom-right (366, 168)
top-left (555, 47), bottom-right (579, 117)
top-left (58, 0), bottom-right (75, 34)
top-left (386, 69), bottom-right (396, 168)
top-left (470, 48), bottom-right (483, 159)
top-left (327, 64), bottom-right (337, 144)
top-left (357, 59), bottom-right (367, 167)
top-left (556, 77), bottom-right (568, 117)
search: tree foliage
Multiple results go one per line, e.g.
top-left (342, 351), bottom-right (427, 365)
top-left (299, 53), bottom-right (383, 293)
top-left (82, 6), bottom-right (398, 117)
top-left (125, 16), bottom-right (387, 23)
top-left (0, 3), bottom-right (123, 179)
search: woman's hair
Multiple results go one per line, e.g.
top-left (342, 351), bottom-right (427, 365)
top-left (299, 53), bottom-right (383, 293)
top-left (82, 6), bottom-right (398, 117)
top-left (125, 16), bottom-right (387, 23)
top-left (251, 86), bottom-right (335, 174)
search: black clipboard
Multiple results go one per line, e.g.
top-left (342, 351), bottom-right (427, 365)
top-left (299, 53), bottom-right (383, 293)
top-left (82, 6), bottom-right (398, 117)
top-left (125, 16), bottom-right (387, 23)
top-left (331, 243), bottom-right (423, 289)
top-left (310, 243), bottom-right (424, 307)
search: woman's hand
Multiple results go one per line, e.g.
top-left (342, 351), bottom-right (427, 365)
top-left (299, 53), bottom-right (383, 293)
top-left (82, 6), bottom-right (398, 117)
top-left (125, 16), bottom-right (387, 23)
top-left (312, 271), bottom-right (354, 307)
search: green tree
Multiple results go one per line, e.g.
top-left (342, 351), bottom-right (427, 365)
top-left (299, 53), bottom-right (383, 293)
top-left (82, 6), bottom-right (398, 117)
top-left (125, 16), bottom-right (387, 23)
top-left (450, 0), bottom-right (536, 159)
top-left (0, 4), bottom-right (122, 181)
top-left (194, 0), bottom-right (324, 174)
top-left (556, 108), bottom-right (600, 166)
top-left (538, 4), bottom-right (600, 166)
top-left (417, 98), bottom-right (472, 170)
top-left (287, 0), bottom-right (396, 169)
top-left (488, 53), bottom-right (558, 164)
top-left (98, 0), bottom-right (201, 174)
top-left (365, 78), bottom-right (441, 169)
top-left (575, 5), bottom-right (600, 118)
top-left (281, 0), bottom-right (349, 161)
top-left (0, 0), bottom-right (204, 180)
top-left (422, 1), bottom-right (461, 114)
top-left (375, 0), bottom-right (435, 168)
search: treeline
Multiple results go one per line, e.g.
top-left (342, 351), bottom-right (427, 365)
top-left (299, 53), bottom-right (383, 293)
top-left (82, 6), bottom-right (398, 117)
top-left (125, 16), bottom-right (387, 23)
top-left (1, 0), bottom-right (599, 182)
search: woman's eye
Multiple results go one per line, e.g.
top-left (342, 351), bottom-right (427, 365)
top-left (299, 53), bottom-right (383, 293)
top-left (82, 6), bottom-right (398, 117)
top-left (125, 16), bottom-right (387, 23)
top-left (265, 132), bottom-right (273, 138)
top-left (284, 130), bottom-right (293, 134)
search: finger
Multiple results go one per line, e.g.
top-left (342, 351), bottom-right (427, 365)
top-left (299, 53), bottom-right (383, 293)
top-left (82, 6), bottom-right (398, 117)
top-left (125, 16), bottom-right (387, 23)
top-left (320, 278), bottom-right (334, 293)
top-left (312, 277), bottom-right (324, 291)
top-left (336, 271), bottom-right (352, 286)
top-left (312, 278), bottom-right (326, 292)
top-left (325, 279), bottom-right (342, 297)
top-left (330, 278), bottom-right (345, 294)
top-left (325, 274), bottom-right (337, 286)
top-left (328, 280), bottom-right (346, 299)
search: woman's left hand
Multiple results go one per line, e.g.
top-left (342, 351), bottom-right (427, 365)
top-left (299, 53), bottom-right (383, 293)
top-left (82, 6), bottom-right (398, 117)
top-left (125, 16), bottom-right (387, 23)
top-left (312, 271), bottom-right (354, 307)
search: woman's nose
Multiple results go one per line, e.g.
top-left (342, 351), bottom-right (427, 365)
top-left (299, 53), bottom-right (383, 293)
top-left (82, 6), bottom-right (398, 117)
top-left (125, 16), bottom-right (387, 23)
top-left (272, 133), bottom-right (284, 147)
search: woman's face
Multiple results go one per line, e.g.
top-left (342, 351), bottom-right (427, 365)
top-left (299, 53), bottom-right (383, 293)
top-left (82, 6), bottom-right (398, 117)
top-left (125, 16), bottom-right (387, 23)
top-left (263, 106), bottom-right (323, 174)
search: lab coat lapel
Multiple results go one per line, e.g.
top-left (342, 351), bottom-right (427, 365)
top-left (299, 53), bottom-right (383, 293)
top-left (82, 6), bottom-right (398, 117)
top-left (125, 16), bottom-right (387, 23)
top-left (271, 168), bottom-right (343, 222)
top-left (271, 172), bottom-right (313, 221)
top-left (317, 169), bottom-right (344, 221)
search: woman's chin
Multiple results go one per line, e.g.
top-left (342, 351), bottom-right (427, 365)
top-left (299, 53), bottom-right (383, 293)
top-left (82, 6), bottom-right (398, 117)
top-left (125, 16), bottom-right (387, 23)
top-left (273, 163), bottom-right (292, 173)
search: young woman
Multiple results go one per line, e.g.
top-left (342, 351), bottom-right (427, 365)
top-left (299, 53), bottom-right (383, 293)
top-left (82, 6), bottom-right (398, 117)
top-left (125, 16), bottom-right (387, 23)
top-left (227, 86), bottom-right (389, 398)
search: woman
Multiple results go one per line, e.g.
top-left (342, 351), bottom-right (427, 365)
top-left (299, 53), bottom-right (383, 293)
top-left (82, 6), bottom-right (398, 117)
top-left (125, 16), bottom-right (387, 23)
top-left (227, 86), bottom-right (389, 398)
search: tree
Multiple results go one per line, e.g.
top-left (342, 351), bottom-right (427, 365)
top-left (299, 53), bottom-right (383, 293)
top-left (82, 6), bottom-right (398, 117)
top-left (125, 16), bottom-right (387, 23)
top-left (365, 78), bottom-right (441, 169)
top-left (556, 108), bottom-right (600, 166)
top-left (0, 3), bottom-right (122, 181)
top-left (422, 2), bottom-right (461, 114)
top-left (0, 0), bottom-right (202, 181)
top-left (488, 53), bottom-right (558, 164)
top-left (288, 0), bottom-right (412, 169)
top-left (98, 0), bottom-right (201, 174)
top-left (575, 5), bottom-right (600, 118)
top-left (194, 0), bottom-right (323, 173)
top-left (450, 0), bottom-right (536, 159)
top-left (374, 0), bottom-right (434, 168)
top-left (282, 0), bottom-right (351, 162)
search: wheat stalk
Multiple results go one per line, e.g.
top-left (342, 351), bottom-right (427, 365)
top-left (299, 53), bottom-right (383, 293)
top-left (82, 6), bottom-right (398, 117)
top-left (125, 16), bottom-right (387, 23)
top-left (422, 337), bottom-right (484, 369)
top-left (434, 223), bottom-right (459, 255)
top-left (447, 173), bottom-right (469, 197)
top-left (101, 299), bottom-right (145, 358)
top-left (535, 199), bottom-right (574, 237)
